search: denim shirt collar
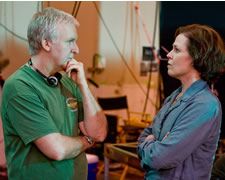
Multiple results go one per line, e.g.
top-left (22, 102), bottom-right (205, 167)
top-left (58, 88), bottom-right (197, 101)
top-left (169, 79), bottom-right (208, 103)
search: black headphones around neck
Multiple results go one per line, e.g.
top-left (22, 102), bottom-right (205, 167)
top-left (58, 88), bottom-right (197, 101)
top-left (28, 59), bottom-right (62, 87)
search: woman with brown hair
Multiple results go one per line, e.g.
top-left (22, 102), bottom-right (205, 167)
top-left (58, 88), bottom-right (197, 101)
top-left (138, 24), bottom-right (225, 180)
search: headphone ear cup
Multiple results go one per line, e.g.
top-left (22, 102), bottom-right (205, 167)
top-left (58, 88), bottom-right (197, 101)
top-left (47, 76), bottom-right (58, 87)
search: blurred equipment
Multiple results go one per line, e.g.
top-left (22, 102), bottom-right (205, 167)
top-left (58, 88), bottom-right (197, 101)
top-left (0, 59), bottom-right (9, 73)
top-left (0, 51), bottom-right (9, 73)
top-left (96, 96), bottom-right (151, 179)
top-left (142, 46), bottom-right (154, 61)
top-left (97, 95), bottom-right (152, 143)
top-left (87, 78), bottom-right (99, 88)
top-left (0, 51), bottom-right (8, 179)
top-left (86, 153), bottom-right (99, 180)
top-left (88, 53), bottom-right (106, 78)
top-left (140, 61), bottom-right (158, 76)
top-left (104, 142), bottom-right (144, 180)
top-left (86, 114), bottom-right (118, 160)
top-left (92, 115), bottom-right (125, 178)
top-left (87, 53), bottom-right (105, 88)
top-left (0, 51), bottom-right (10, 87)
top-left (140, 46), bottom-right (158, 76)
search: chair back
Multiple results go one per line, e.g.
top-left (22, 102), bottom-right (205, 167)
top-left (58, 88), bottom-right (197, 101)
top-left (105, 114), bottom-right (118, 143)
top-left (97, 96), bottom-right (128, 110)
top-left (97, 96), bottom-right (130, 121)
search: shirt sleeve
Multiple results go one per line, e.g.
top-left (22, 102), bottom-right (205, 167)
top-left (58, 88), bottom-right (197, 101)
top-left (7, 93), bottom-right (59, 145)
top-left (137, 100), bottom-right (221, 170)
top-left (138, 126), bottom-right (153, 144)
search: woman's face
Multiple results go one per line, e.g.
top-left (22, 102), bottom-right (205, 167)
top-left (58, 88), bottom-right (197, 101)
top-left (167, 34), bottom-right (196, 81)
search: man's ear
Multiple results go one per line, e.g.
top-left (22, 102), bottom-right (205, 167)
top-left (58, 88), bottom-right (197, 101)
top-left (41, 39), bottom-right (52, 52)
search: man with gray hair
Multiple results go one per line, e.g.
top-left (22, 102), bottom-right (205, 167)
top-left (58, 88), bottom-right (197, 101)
top-left (1, 7), bottom-right (107, 180)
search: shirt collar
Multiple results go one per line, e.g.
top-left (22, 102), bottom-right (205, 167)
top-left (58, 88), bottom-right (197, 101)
top-left (179, 79), bottom-right (208, 102)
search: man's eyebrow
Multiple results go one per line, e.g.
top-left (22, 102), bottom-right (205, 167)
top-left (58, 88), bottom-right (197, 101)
top-left (66, 37), bottom-right (77, 42)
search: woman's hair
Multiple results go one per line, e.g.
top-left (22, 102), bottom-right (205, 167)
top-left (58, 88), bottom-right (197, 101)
top-left (175, 24), bottom-right (225, 82)
top-left (27, 7), bottom-right (79, 56)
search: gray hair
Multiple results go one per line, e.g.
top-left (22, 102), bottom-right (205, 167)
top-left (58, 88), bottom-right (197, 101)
top-left (27, 7), bottom-right (79, 56)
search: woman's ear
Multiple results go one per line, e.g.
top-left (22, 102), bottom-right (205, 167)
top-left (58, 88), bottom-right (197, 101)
top-left (41, 39), bottom-right (52, 52)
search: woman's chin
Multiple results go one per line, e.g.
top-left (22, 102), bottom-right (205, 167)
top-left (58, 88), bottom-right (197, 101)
top-left (168, 71), bottom-right (176, 78)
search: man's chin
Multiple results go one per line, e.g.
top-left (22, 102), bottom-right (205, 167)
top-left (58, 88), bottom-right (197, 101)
top-left (61, 65), bottom-right (67, 71)
top-left (61, 61), bottom-right (69, 71)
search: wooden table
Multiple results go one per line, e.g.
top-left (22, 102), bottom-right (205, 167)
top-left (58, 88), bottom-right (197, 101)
top-left (104, 142), bottom-right (143, 180)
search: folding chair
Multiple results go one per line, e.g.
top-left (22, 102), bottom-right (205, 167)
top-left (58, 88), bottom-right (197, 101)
top-left (97, 95), bottom-right (151, 142)
top-left (96, 96), bottom-right (151, 180)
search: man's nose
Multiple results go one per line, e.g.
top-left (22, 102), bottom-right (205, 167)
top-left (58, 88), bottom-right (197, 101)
top-left (72, 43), bottom-right (79, 54)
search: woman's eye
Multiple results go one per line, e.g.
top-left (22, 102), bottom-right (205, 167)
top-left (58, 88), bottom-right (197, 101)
top-left (174, 47), bottom-right (180, 52)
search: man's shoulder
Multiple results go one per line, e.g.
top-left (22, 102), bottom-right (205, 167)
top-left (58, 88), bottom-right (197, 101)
top-left (5, 65), bottom-right (29, 85)
top-left (2, 65), bottom-right (34, 97)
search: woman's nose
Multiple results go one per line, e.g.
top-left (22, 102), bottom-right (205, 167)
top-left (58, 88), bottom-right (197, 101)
top-left (167, 51), bottom-right (172, 59)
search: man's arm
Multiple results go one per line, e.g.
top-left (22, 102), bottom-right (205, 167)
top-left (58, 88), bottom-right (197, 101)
top-left (34, 133), bottom-right (94, 161)
top-left (66, 60), bottom-right (107, 141)
top-left (78, 84), bottom-right (107, 142)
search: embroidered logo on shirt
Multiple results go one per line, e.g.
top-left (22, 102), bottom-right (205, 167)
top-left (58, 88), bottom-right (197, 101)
top-left (66, 97), bottom-right (78, 111)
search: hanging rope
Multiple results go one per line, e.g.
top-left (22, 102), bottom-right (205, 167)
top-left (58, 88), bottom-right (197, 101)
top-left (134, 3), bottom-right (159, 64)
top-left (37, 1), bottom-right (40, 12)
top-left (118, 2), bottom-right (129, 85)
top-left (134, 2), bottom-right (141, 63)
top-left (72, 2), bottom-right (77, 16)
top-left (93, 1), bottom-right (156, 107)
top-left (36, 1), bottom-right (43, 12)
top-left (72, 1), bottom-right (81, 18)
top-left (134, 2), bottom-right (160, 117)
top-left (144, 2), bottom-right (160, 116)
top-left (0, 22), bottom-right (27, 42)
top-left (122, 2), bottom-right (129, 56)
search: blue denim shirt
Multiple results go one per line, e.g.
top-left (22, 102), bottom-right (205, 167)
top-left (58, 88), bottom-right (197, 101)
top-left (137, 80), bottom-right (222, 180)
